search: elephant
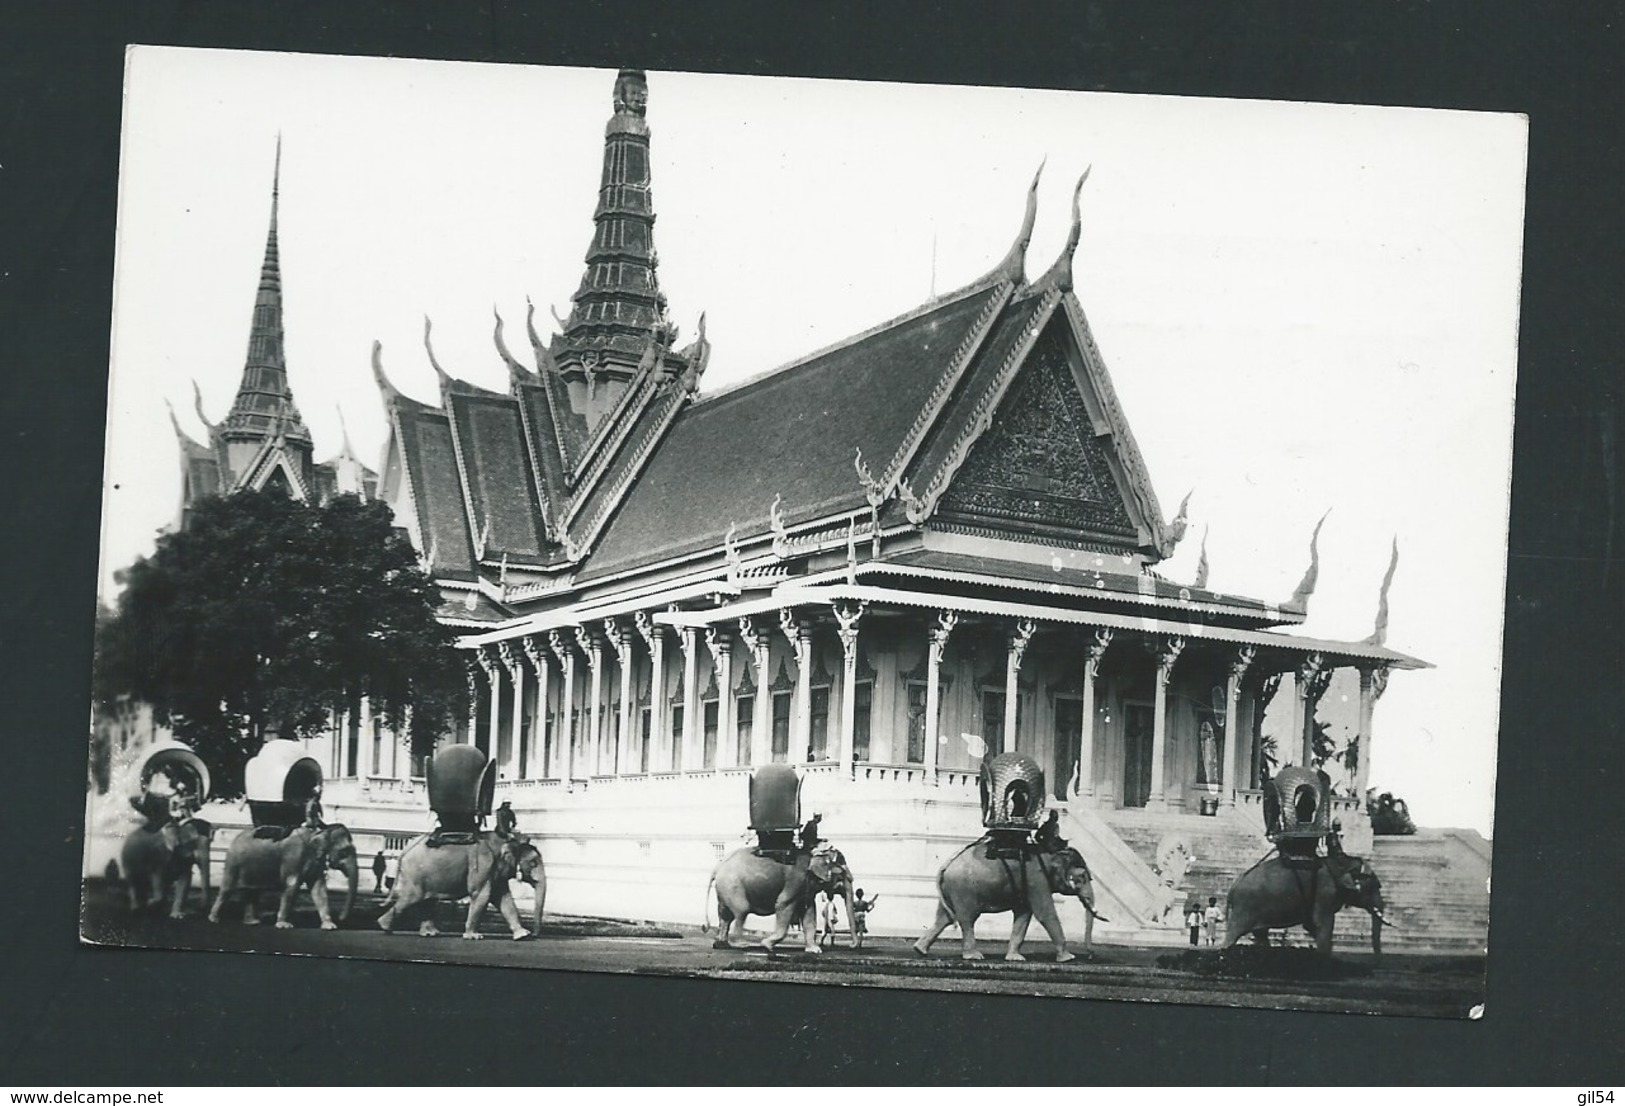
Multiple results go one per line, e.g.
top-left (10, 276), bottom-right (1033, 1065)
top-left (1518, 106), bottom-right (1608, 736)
top-left (913, 842), bottom-right (1103, 962)
top-left (376, 831), bottom-right (544, 940)
top-left (705, 846), bottom-right (856, 954)
top-left (1221, 853), bottom-right (1393, 955)
top-left (120, 817), bottom-right (215, 918)
top-left (208, 823), bottom-right (360, 930)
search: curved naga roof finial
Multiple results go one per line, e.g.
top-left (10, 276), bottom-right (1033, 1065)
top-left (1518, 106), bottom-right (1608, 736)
top-left (191, 379), bottom-right (216, 434)
top-left (423, 315), bottom-right (452, 388)
top-left (1031, 165), bottom-right (1091, 295)
top-left (1158, 487), bottom-right (1192, 557)
top-left (1287, 509), bottom-right (1332, 612)
top-left (989, 160), bottom-right (1045, 286)
top-left (1365, 535), bottom-right (1400, 646)
top-left (370, 339), bottom-right (399, 405)
top-left (492, 304), bottom-right (533, 385)
top-left (1193, 525), bottom-right (1210, 590)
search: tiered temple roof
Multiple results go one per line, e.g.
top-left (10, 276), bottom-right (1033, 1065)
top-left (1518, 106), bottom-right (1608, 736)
top-left (374, 68), bottom-right (1421, 672)
top-left (171, 140), bottom-right (376, 523)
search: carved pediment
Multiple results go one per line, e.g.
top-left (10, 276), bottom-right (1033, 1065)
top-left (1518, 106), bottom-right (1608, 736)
top-left (937, 324), bottom-right (1136, 542)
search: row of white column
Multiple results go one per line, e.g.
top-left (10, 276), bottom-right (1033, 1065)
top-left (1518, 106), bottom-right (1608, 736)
top-left (458, 605), bottom-right (1389, 801)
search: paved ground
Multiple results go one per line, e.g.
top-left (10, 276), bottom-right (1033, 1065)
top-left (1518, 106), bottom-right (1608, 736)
top-left (80, 882), bottom-right (1485, 1017)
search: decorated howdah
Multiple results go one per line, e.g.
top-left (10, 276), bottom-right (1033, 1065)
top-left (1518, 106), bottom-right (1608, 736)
top-left (135, 740), bottom-right (212, 804)
top-left (979, 752), bottom-right (1047, 830)
top-left (427, 744), bottom-right (496, 830)
top-left (244, 739), bottom-right (323, 828)
top-left (1267, 765), bottom-right (1332, 841)
top-left (749, 764), bottom-right (801, 832)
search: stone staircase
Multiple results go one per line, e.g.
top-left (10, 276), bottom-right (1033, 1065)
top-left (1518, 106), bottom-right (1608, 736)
top-left (1366, 830), bottom-right (1491, 954)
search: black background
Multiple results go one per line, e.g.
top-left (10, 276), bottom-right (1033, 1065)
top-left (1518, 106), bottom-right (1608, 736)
top-left (2, 1), bottom-right (1621, 1086)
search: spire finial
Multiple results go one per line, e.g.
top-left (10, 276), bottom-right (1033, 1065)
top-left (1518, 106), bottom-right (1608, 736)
top-left (335, 405), bottom-right (354, 457)
top-left (191, 379), bottom-right (215, 434)
top-left (990, 160), bottom-right (1045, 284)
top-left (493, 304), bottom-right (532, 384)
top-left (1032, 165), bottom-right (1091, 295)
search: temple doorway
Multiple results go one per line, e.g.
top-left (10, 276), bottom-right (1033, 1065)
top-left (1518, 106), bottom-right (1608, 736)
top-left (1053, 696), bottom-right (1082, 799)
top-left (1122, 702), bottom-right (1153, 808)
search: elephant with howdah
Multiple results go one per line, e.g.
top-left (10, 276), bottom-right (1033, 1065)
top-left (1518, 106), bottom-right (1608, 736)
top-left (376, 831), bottom-right (544, 940)
top-left (1222, 853), bottom-right (1392, 955)
top-left (706, 847), bottom-right (856, 953)
top-left (914, 843), bottom-right (1103, 962)
top-left (120, 818), bottom-right (215, 918)
top-left (208, 824), bottom-right (360, 930)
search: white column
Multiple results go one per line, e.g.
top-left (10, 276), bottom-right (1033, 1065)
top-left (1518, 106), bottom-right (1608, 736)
top-left (1355, 664), bottom-right (1388, 799)
top-left (548, 630), bottom-right (576, 779)
top-left (464, 662), bottom-right (480, 748)
top-left (740, 616), bottom-right (772, 768)
top-left (1223, 645), bottom-right (1256, 807)
top-left (578, 626), bottom-right (604, 776)
top-left (833, 601), bottom-right (866, 775)
top-left (925, 611), bottom-right (959, 786)
top-left (474, 646), bottom-right (502, 762)
top-left (1149, 636), bottom-right (1184, 809)
top-left (396, 706), bottom-right (412, 781)
top-left (604, 619), bottom-right (634, 776)
top-left (636, 612), bottom-right (665, 771)
top-left (1077, 628), bottom-right (1113, 800)
top-left (1004, 619), bottom-right (1037, 752)
top-left (680, 626), bottom-right (700, 772)
top-left (359, 695), bottom-right (374, 778)
top-left (523, 635), bottom-right (551, 781)
top-left (498, 640), bottom-right (524, 781)
top-left (781, 609), bottom-right (812, 763)
top-left (706, 627), bottom-right (735, 769)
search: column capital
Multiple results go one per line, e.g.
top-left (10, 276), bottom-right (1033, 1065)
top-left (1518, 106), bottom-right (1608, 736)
top-left (1228, 643), bottom-right (1257, 698)
top-left (473, 646), bottom-right (499, 681)
top-left (602, 617), bottom-right (633, 659)
top-left (546, 627), bottom-right (573, 668)
top-left (737, 613), bottom-right (769, 656)
top-left (832, 599), bottom-right (867, 660)
top-left (496, 639), bottom-right (523, 682)
top-left (930, 609), bottom-right (961, 650)
top-left (575, 624), bottom-right (602, 667)
top-left (674, 622), bottom-right (695, 660)
top-left (703, 624), bottom-right (731, 672)
top-left (1008, 617), bottom-right (1038, 670)
top-left (1364, 663), bottom-right (1391, 699)
top-left (633, 610), bottom-right (658, 653)
top-left (521, 634), bottom-right (550, 679)
top-left (1156, 635), bottom-right (1185, 677)
top-left (1084, 626), bottom-right (1113, 678)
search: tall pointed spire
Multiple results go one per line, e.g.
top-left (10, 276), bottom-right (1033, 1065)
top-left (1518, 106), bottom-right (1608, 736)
top-left (222, 135), bottom-right (311, 452)
top-left (557, 69), bottom-right (673, 380)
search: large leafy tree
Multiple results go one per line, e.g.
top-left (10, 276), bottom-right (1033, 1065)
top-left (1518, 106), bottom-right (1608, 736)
top-left (97, 491), bottom-right (467, 796)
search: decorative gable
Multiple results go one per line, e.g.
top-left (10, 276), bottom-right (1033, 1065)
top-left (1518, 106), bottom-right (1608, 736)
top-left (935, 318), bottom-right (1137, 546)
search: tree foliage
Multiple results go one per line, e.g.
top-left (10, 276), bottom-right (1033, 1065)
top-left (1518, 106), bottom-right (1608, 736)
top-left (96, 491), bottom-right (467, 796)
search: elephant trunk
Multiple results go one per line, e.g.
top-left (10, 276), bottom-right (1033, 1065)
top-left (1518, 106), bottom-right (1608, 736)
top-left (338, 854), bottom-right (359, 922)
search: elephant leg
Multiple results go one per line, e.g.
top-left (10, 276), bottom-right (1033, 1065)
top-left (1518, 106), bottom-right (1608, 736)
top-left (914, 902), bottom-right (954, 956)
top-left (1006, 911), bottom-right (1033, 961)
top-left (725, 911), bottom-right (747, 949)
top-left (208, 866), bottom-right (235, 923)
top-left (494, 890), bottom-right (529, 940)
top-left (959, 913), bottom-right (983, 960)
top-left (799, 901), bottom-right (820, 954)
top-left (462, 885), bottom-right (494, 940)
top-left (147, 872), bottom-right (165, 913)
top-left (1313, 912), bottom-right (1336, 956)
top-left (310, 878), bottom-right (336, 931)
top-left (712, 903), bottom-right (736, 949)
top-left (759, 907), bottom-right (793, 952)
top-left (168, 875), bottom-right (191, 920)
top-left (275, 878), bottom-right (301, 928)
top-left (1029, 897), bottom-right (1074, 964)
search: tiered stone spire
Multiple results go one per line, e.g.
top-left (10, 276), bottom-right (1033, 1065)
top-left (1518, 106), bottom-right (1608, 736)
top-left (221, 137), bottom-right (311, 455)
top-left (556, 69), bottom-right (674, 381)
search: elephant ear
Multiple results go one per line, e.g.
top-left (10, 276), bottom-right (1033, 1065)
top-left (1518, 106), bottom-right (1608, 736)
top-left (808, 853), bottom-right (835, 886)
top-left (190, 818), bottom-right (214, 840)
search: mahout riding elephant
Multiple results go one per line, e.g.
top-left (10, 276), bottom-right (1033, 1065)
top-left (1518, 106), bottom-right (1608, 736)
top-left (208, 823), bottom-right (360, 930)
top-left (1222, 853), bottom-right (1392, 955)
top-left (120, 817), bottom-right (214, 918)
top-left (706, 846), bottom-right (855, 953)
top-left (913, 842), bottom-right (1103, 962)
top-left (376, 831), bottom-right (544, 940)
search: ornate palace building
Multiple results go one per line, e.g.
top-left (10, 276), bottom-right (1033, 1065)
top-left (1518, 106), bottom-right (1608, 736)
top-left (164, 70), bottom-right (1476, 945)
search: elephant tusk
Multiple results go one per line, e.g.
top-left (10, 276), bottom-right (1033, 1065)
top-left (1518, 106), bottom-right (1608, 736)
top-left (1374, 910), bottom-right (1399, 929)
